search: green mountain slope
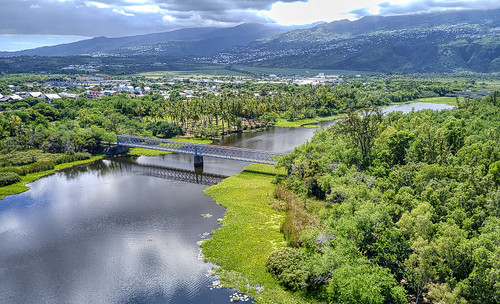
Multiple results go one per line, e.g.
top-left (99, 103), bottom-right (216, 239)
top-left (210, 9), bottom-right (500, 73)
top-left (0, 24), bottom-right (283, 57)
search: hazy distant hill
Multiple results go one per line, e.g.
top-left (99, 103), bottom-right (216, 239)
top-left (210, 9), bottom-right (500, 73)
top-left (0, 23), bottom-right (283, 57)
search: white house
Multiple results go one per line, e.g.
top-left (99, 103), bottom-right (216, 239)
top-left (60, 92), bottom-right (78, 99)
top-left (26, 92), bottom-right (43, 98)
top-left (43, 93), bottom-right (62, 102)
top-left (0, 94), bottom-right (23, 102)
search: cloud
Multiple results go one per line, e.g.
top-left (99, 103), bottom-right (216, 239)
top-left (113, 8), bottom-right (135, 16)
top-left (0, 0), bottom-right (499, 39)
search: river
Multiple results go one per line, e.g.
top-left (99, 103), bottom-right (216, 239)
top-left (0, 103), bottom-right (453, 303)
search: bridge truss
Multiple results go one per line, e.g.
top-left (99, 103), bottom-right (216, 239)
top-left (117, 135), bottom-right (285, 165)
top-left (117, 161), bottom-right (226, 186)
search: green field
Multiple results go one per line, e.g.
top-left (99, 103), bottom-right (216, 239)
top-left (396, 96), bottom-right (458, 106)
top-left (138, 64), bottom-right (378, 78)
top-left (275, 114), bottom-right (342, 128)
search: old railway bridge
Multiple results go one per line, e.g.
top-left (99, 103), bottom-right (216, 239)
top-left (117, 135), bottom-right (285, 169)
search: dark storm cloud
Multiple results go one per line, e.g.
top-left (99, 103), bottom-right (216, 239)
top-left (0, 0), bottom-right (303, 37)
top-left (156, 0), bottom-right (300, 11)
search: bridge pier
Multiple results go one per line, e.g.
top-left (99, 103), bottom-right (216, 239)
top-left (194, 155), bottom-right (204, 169)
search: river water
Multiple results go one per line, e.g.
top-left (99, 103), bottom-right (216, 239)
top-left (0, 103), bottom-right (453, 303)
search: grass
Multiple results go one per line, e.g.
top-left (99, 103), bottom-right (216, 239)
top-left (231, 65), bottom-right (377, 77)
top-left (124, 148), bottom-right (170, 157)
top-left (0, 155), bottom-right (104, 200)
top-left (402, 96), bottom-right (458, 106)
top-left (137, 65), bottom-right (377, 78)
top-left (171, 137), bottom-right (212, 144)
top-left (203, 164), bottom-right (311, 304)
top-left (275, 114), bottom-right (341, 128)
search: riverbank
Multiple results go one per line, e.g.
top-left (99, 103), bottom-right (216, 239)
top-left (275, 114), bottom-right (341, 128)
top-left (391, 96), bottom-right (458, 106)
top-left (203, 164), bottom-right (311, 304)
top-left (0, 155), bottom-right (104, 200)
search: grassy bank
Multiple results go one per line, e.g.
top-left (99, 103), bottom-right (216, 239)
top-left (203, 164), bottom-right (310, 304)
top-left (275, 114), bottom-right (341, 128)
top-left (393, 96), bottom-right (458, 106)
top-left (0, 155), bottom-right (104, 200)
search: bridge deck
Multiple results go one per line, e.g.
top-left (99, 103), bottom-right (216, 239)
top-left (117, 135), bottom-right (285, 165)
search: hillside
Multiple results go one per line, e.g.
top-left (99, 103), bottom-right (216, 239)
top-left (0, 23), bottom-right (283, 57)
top-left (209, 9), bottom-right (500, 73)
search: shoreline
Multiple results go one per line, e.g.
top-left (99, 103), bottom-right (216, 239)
top-left (0, 155), bottom-right (105, 200)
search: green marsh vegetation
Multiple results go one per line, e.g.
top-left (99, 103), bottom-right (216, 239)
top-left (203, 164), bottom-right (313, 304)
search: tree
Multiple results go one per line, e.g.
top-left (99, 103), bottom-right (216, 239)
top-left (335, 107), bottom-right (382, 168)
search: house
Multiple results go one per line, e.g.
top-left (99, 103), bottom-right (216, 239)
top-left (43, 93), bottom-right (62, 102)
top-left (60, 92), bottom-right (78, 99)
top-left (0, 94), bottom-right (23, 102)
top-left (26, 92), bottom-right (43, 98)
top-left (118, 85), bottom-right (135, 93)
top-left (87, 91), bottom-right (102, 99)
top-left (102, 90), bottom-right (118, 96)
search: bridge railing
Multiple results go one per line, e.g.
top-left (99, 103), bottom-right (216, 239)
top-left (117, 135), bottom-right (285, 165)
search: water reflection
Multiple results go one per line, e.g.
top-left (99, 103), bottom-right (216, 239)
top-left (0, 158), bottom-right (233, 304)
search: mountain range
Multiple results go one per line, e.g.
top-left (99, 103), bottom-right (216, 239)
top-left (1, 9), bottom-right (500, 74)
top-left (0, 23), bottom-right (283, 57)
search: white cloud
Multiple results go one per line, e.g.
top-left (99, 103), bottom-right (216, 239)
top-left (29, 4), bottom-right (41, 9)
top-left (264, 0), bottom-right (386, 25)
top-left (86, 1), bottom-right (111, 9)
top-left (125, 4), bottom-right (164, 14)
top-left (112, 8), bottom-right (135, 16)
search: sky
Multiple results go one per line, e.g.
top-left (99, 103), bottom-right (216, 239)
top-left (0, 0), bottom-right (499, 51)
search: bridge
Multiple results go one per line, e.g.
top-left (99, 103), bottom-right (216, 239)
top-left (117, 135), bottom-right (285, 168)
top-left (116, 160), bottom-right (227, 186)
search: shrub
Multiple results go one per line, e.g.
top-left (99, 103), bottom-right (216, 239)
top-left (26, 161), bottom-right (55, 174)
top-left (0, 161), bottom-right (55, 176)
top-left (0, 172), bottom-right (21, 186)
top-left (274, 184), bottom-right (318, 247)
top-left (266, 248), bottom-right (308, 291)
top-left (147, 122), bottom-right (184, 138)
top-left (55, 152), bottom-right (91, 164)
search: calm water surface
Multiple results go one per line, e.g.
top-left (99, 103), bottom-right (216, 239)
top-left (0, 103), bottom-right (453, 303)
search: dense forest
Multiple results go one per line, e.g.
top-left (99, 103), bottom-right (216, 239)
top-left (270, 95), bottom-right (499, 303)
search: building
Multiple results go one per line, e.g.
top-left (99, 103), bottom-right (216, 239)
top-left (60, 92), bottom-right (79, 99)
top-left (26, 92), bottom-right (43, 98)
top-left (43, 93), bottom-right (62, 102)
top-left (0, 94), bottom-right (23, 102)
top-left (87, 91), bottom-right (102, 99)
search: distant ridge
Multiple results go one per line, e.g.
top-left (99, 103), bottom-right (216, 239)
top-left (210, 9), bottom-right (500, 73)
top-left (0, 23), bottom-right (284, 57)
